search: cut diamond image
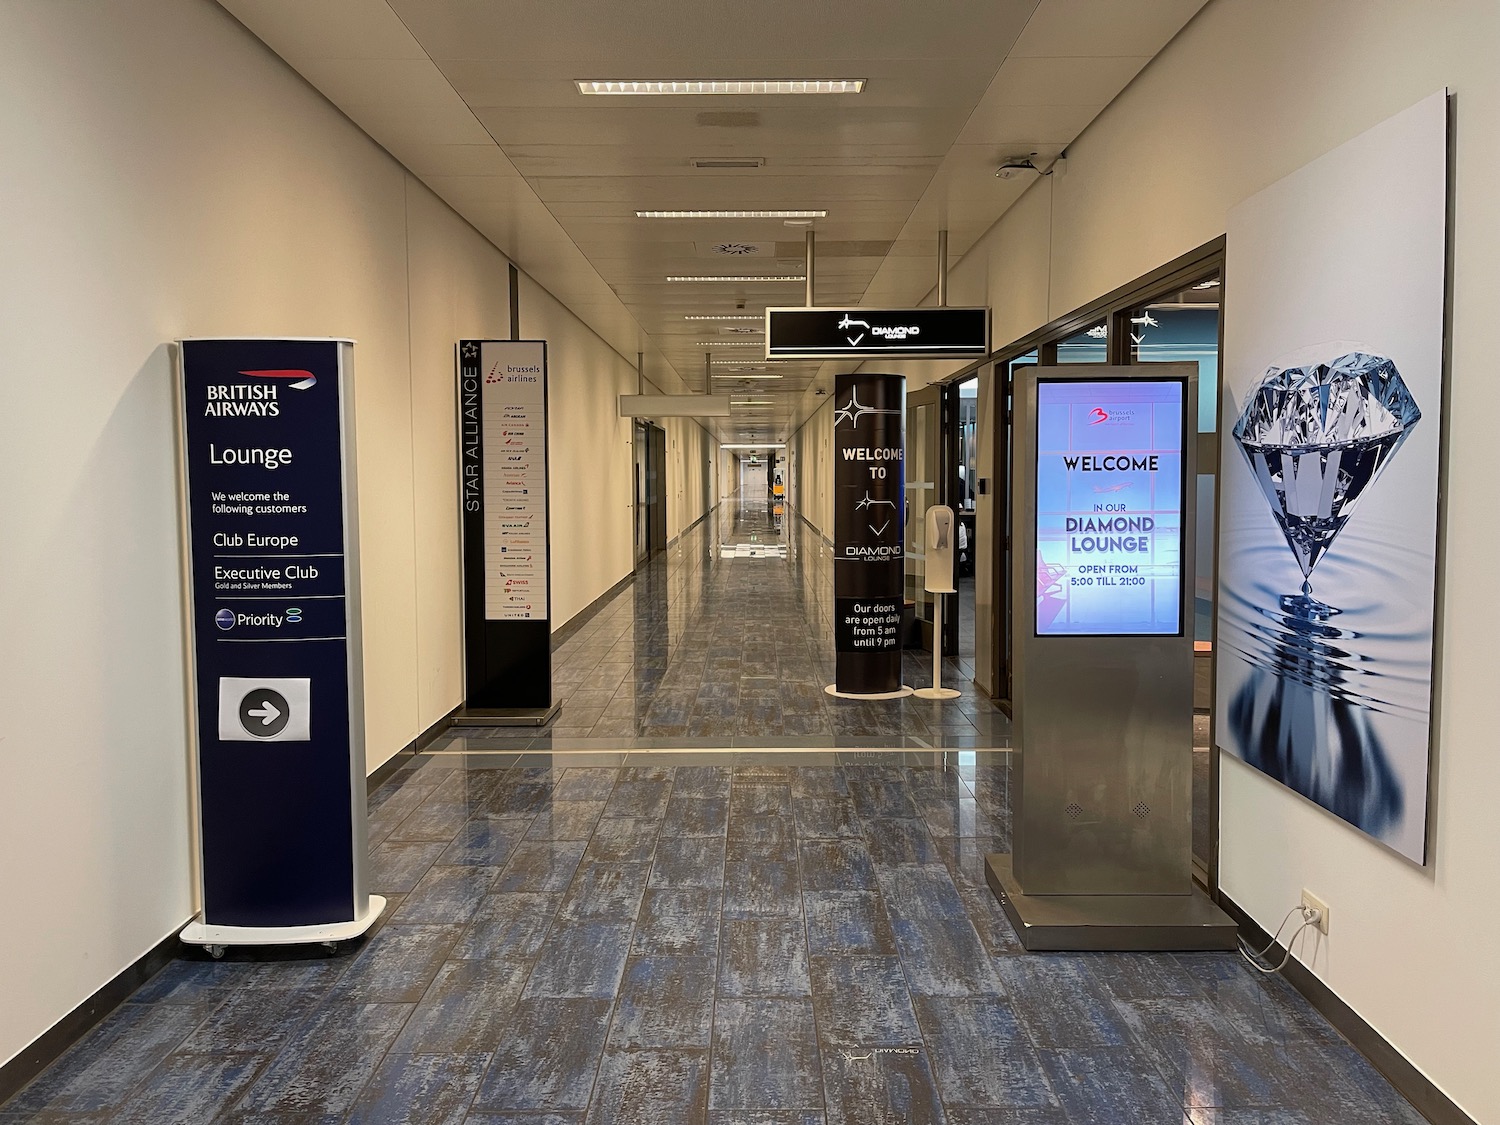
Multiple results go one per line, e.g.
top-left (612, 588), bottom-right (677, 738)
top-left (1232, 352), bottom-right (1420, 583)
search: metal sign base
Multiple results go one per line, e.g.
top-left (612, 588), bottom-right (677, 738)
top-left (824, 684), bottom-right (913, 701)
top-left (985, 854), bottom-right (1237, 952)
top-left (181, 894), bottom-right (386, 957)
top-left (451, 704), bottom-right (562, 728)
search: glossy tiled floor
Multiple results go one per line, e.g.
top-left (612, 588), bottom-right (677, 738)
top-left (1, 752), bottom-right (1427, 1124)
top-left (447, 501), bottom-right (1010, 749)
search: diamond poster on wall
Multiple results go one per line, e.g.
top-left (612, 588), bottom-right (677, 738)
top-left (1216, 91), bottom-right (1448, 863)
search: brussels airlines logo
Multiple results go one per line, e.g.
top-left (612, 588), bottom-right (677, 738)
top-left (1088, 407), bottom-right (1110, 425)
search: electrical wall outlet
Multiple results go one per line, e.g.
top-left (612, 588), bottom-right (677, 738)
top-left (1301, 889), bottom-right (1330, 934)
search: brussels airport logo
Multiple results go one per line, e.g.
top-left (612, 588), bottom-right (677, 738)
top-left (1085, 405), bottom-right (1138, 427)
top-left (1088, 407), bottom-right (1110, 425)
top-left (214, 608), bottom-right (236, 631)
top-left (203, 369), bottom-right (316, 417)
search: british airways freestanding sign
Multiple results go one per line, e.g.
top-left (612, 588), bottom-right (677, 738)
top-left (176, 337), bottom-right (382, 953)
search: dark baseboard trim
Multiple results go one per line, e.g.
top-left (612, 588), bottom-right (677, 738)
top-left (366, 704), bottom-right (460, 792)
top-left (0, 925), bottom-right (185, 1107)
top-left (550, 573), bottom-right (634, 651)
top-left (1218, 893), bottom-right (1474, 1125)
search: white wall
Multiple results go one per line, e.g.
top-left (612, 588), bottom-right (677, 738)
top-left (929, 1), bottom-right (1500, 1117)
top-left (0, 0), bottom-right (709, 1073)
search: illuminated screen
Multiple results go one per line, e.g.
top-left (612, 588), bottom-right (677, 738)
top-left (1035, 378), bottom-right (1184, 636)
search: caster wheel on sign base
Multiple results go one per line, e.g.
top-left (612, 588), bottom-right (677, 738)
top-left (205, 945), bottom-right (227, 960)
top-left (322, 941), bottom-right (340, 956)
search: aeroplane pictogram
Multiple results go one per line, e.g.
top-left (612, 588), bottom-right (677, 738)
top-left (855, 491), bottom-right (897, 511)
top-left (834, 388), bottom-right (902, 429)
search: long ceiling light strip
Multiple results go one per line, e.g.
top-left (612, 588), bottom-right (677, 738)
top-left (711, 373), bottom-right (783, 380)
top-left (638, 210), bottom-right (827, 219)
top-left (696, 341), bottom-right (760, 347)
top-left (684, 315), bottom-right (761, 321)
top-left (578, 80), bottom-right (863, 96)
top-left (668, 275), bottom-right (804, 283)
top-left (722, 443), bottom-right (787, 450)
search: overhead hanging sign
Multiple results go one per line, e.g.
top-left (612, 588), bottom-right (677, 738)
top-left (1034, 377), bottom-right (1185, 636)
top-left (177, 337), bottom-right (374, 933)
top-left (458, 339), bottom-right (552, 711)
top-left (766, 306), bottom-right (990, 360)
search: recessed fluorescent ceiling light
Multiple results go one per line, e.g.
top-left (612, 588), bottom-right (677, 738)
top-left (668, 275), bottom-right (804, 283)
top-left (578, 80), bottom-right (863, 96)
top-left (722, 443), bottom-right (787, 449)
top-left (711, 373), bottom-right (783, 379)
top-left (732, 400), bottom-right (774, 405)
top-left (710, 358), bottom-right (790, 365)
top-left (696, 341), bottom-right (761, 347)
top-left (684, 314), bottom-right (761, 321)
top-left (638, 210), bottom-right (827, 219)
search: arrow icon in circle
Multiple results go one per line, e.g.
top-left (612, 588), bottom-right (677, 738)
top-left (237, 687), bottom-right (292, 739)
top-left (248, 700), bottom-right (281, 726)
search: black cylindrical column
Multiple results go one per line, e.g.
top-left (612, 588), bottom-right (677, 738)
top-left (833, 372), bottom-right (906, 694)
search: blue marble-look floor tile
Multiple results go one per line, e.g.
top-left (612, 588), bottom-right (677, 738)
top-left (552, 767), bottom-right (620, 801)
top-left (820, 1046), bottom-right (945, 1125)
top-left (527, 800), bottom-right (608, 842)
top-left (726, 815), bottom-right (798, 863)
top-left (1185, 1110), bottom-right (1316, 1124)
top-left (710, 998), bottom-right (822, 1110)
top-left (394, 865), bottom-right (500, 923)
top-left (106, 1050), bottom-right (267, 1124)
top-left (474, 998), bottom-right (612, 1113)
top-left (799, 839), bottom-right (878, 891)
top-left (346, 1050), bottom-right (489, 1125)
top-left (804, 891), bottom-right (897, 956)
top-left (465, 1114), bottom-right (583, 1125)
top-left (958, 887), bottom-right (1024, 956)
top-left (453, 891), bottom-right (560, 960)
top-left (583, 818), bottom-right (661, 863)
top-left (671, 765), bottom-right (733, 799)
top-left (1088, 951), bottom-right (1205, 1001)
top-left (789, 766), bottom-right (851, 798)
top-left (585, 1049), bottom-right (709, 1125)
top-left (390, 799), bottom-right (473, 842)
top-left (370, 839), bottom-right (450, 893)
top-left (792, 797), bottom-right (861, 839)
top-left (1116, 997), bottom-right (1285, 1109)
top-left (179, 987), bottom-right (324, 1054)
top-left (2, 996), bottom-right (222, 1117)
top-left (941, 1109), bottom-right (1072, 1124)
top-left (992, 955), bottom-right (1137, 1048)
top-left (810, 956), bottom-right (921, 1047)
top-left (650, 834), bottom-right (728, 889)
top-left (1037, 1046), bottom-right (1186, 1122)
top-left (888, 916), bottom-right (1004, 998)
top-left (558, 861), bottom-right (651, 921)
top-left (845, 778), bottom-right (919, 820)
top-left (483, 781), bottom-right (553, 820)
top-left (128, 957), bottom-right (258, 1005)
top-left (861, 818), bottom-right (943, 867)
top-left (522, 921), bottom-right (634, 999)
top-left (876, 865), bottom-right (968, 920)
top-left (912, 995), bottom-right (1057, 1110)
top-left (233, 1001), bottom-right (412, 1121)
top-left (730, 783), bottom-right (794, 819)
top-left (1193, 973), bottom-right (1345, 1050)
top-left (1271, 1043), bottom-right (1428, 1125)
top-left (330, 923), bottom-right (464, 1003)
top-left (608, 954), bottom-right (716, 1048)
top-left (633, 888), bottom-right (721, 956)
top-left (719, 919), bottom-right (811, 997)
top-left (662, 796), bottom-right (730, 837)
top-left (494, 840), bottom-right (588, 894)
top-left (602, 778), bottom-right (671, 818)
top-left (916, 797), bottom-right (1004, 840)
top-left (706, 1111), bottom-right (826, 1125)
top-left (437, 817), bottom-right (529, 868)
top-left (723, 859), bottom-right (801, 919)
top-left (391, 957), bottom-right (530, 1055)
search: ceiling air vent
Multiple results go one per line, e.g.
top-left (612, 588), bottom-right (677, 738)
top-left (691, 157), bottom-right (765, 169)
top-left (713, 242), bottom-right (765, 256)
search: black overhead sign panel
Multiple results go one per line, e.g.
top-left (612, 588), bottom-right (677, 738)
top-left (766, 306), bottom-right (990, 359)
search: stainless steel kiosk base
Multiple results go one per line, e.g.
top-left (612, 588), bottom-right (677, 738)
top-left (986, 854), bottom-right (1238, 952)
top-left (451, 704), bottom-right (561, 728)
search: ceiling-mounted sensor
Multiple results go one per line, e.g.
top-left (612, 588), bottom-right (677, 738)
top-left (995, 152), bottom-right (1041, 180)
top-left (691, 157), bottom-right (766, 169)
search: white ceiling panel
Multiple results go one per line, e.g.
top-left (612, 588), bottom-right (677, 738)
top-left (217, 0), bottom-right (1206, 438)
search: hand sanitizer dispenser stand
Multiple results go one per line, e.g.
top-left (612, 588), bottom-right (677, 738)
top-left (915, 505), bottom-right (961, 700)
